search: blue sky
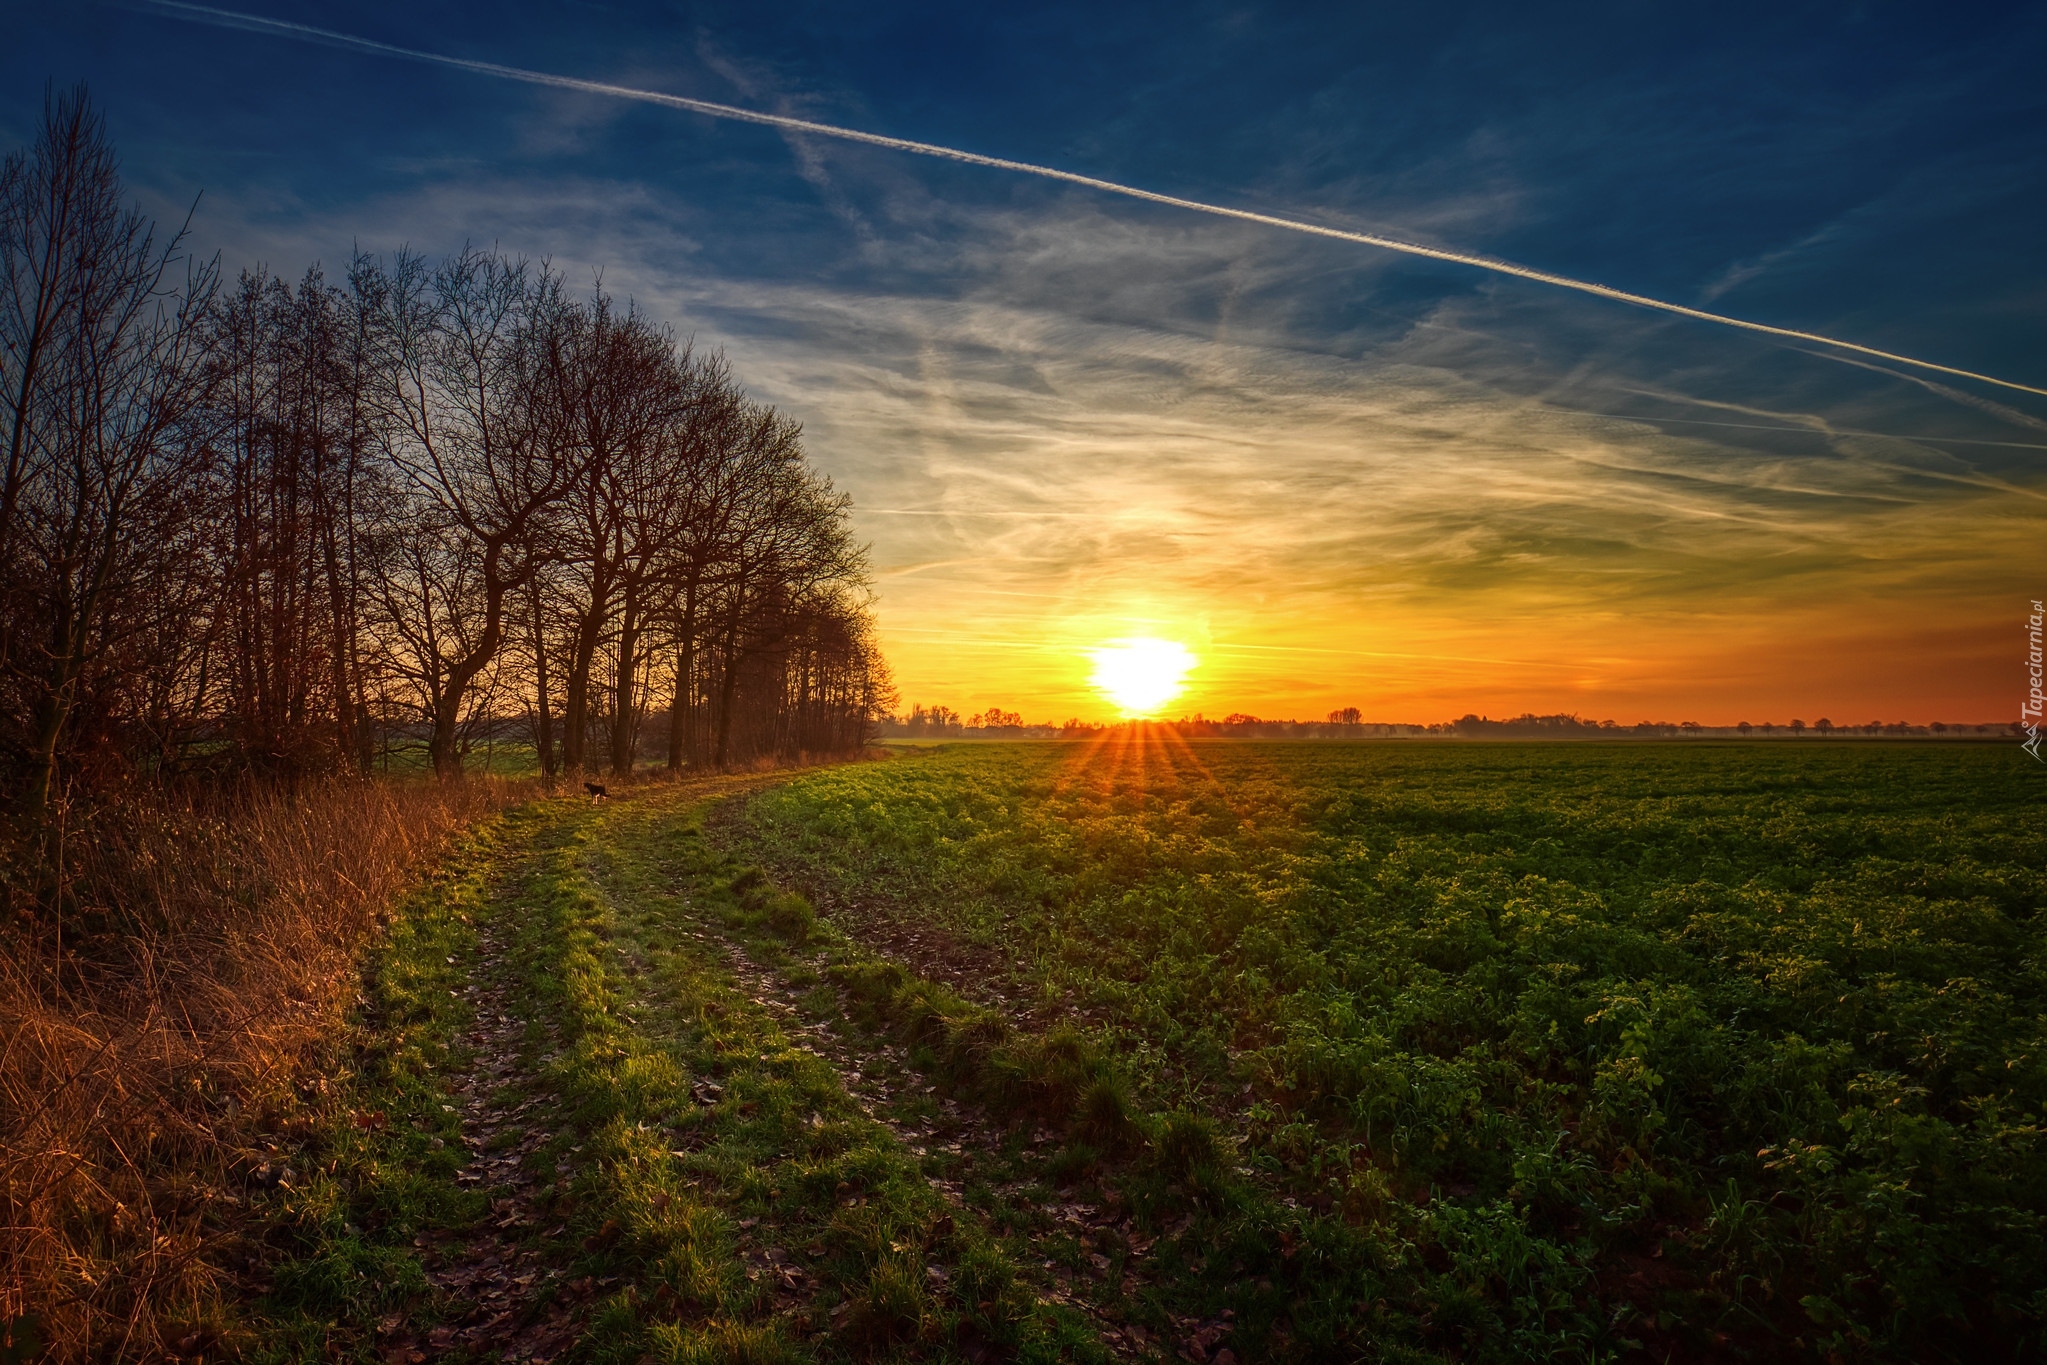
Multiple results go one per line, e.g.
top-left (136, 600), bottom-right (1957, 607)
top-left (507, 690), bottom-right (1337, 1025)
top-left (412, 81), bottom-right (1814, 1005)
top-left (9, 0), bottom-right (2046, 721)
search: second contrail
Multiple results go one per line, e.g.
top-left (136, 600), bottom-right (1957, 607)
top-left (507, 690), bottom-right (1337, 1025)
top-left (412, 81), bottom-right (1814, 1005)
top-left (145, 0), bottom-right (2046, 400)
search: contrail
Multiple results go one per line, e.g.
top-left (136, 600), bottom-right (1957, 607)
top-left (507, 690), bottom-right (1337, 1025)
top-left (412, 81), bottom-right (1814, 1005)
top-left (144, 0), bottom-right (2047, 400)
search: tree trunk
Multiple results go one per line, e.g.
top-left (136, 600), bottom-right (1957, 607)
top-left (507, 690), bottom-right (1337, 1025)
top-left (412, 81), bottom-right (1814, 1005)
top-left (666, 581), bottom-right (699, 771)
top-left (714, 615), bottom-right (743, 770)
top-left (528, 575), bottom-right (556, 780)
top-left (428, 687), bottom-right (463, 780)
top-left (426, 539), bottom-right (513, 780)
top-left (610, 589), bottom-right (641, 777)
top-left (561, 590), bottom-right (607, 775)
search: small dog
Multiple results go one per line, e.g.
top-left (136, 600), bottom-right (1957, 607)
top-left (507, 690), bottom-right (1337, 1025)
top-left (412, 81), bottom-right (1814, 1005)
top-left (584, 781), bottom-right (608, 802)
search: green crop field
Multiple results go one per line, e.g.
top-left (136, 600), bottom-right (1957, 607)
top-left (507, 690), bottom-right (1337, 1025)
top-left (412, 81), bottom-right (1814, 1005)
top-left (713, 736), bottom-right (2047, 1362)
top-left (235, 740), bottom-right (2045, 1365)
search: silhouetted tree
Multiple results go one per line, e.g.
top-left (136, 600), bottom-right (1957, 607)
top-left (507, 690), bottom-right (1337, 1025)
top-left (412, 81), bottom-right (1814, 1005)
top-left (0, 91), bottom-right (890, 805)
top-left (0, 86), bottom-right (220, 812)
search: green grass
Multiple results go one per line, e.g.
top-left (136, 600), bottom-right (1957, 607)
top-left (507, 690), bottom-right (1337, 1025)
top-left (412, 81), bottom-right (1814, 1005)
top-left (245, 811), bottom-right (508, 1361)
top-left (250, 779), bottom-right (1109, 1365)
top-left (510, 786), bottom-right (1102, 1364)
top-left (717, 737), bottom-right (2047, 1362)
top-left (373, 741), bottom-right (548, 778)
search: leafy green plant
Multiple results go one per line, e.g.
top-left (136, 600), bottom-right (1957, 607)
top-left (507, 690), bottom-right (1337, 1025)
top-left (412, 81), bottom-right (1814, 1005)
top-left (721, 739), bottom-right (2047, 1361)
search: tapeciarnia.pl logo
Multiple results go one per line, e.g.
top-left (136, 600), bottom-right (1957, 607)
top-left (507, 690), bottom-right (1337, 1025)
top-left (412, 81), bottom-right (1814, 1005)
top-left (2026, 599), bottom-right (2044, 762)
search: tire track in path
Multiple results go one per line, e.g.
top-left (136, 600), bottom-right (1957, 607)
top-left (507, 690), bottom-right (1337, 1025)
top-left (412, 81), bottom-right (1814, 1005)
top-left (385, 776), bottom-right (1191, 1364)
top-left (698, 925), bottom-right (1176, 1363)
top-left (377, 881), bottom-right (582, 1365)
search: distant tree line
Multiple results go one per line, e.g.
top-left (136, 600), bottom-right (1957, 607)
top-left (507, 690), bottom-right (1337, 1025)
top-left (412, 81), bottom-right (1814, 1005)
top-left (1176, 714), bottom-right (1432, 738)
top-left (881, 705), bottom-right (1063, 738)
top-left (0, 88), bottom-right (891, 811)
top-left (1435, 714), bottom-right (1995, 738)
top-left (877, 709), bottom-right (2008, 741)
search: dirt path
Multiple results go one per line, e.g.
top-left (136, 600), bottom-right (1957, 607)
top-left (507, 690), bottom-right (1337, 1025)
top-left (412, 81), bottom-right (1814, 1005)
top-left (351, 778), bottom-right (1240, 1365)
top-left (687, 829), bottom-right (1267, 1365)
top-left (707, 934), bottom-right (1195, 1363)
top-left (376, 910), bottom-right (583, 1365)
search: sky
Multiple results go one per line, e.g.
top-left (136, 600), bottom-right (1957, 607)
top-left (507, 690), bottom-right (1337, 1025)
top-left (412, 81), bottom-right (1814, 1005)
top-left (7, 0), bottom-right (2045, 725)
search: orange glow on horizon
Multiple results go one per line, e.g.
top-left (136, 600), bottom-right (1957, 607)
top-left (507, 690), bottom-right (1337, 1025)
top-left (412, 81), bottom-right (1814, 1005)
top-left (878, 601), bottom-right (2020, 729)
top-left (855, 367), bottom-right (2040, 731)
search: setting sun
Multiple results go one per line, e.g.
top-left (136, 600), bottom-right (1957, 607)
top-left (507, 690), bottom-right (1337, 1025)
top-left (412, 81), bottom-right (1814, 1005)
top-left (1087, 638), bottom-right (1197, 717)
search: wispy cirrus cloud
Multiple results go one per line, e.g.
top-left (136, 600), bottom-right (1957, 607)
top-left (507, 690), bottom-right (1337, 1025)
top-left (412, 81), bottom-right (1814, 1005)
top-left (135, 0), bottom-right (2047, 399)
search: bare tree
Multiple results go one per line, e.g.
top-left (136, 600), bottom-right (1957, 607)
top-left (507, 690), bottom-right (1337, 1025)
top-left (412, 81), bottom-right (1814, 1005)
top-left (546, 294), bottom-right (696, 775)
top-left (0, 95), bottom-right (891, 804)
top-left (0, 86), bottom-right (220, 813)
top-left (374, 247), bottom-right (582, 778)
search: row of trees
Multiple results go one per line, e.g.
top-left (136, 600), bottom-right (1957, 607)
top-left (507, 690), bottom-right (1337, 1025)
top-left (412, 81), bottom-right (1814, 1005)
top-left (0, 88), bottom-right (891, 809)
top-left (880, 705), bottom-right (1065, 738)
top-left (883, 707), bottom-right (2003, 742)
top-left (1441, 714), bottom-right (1995, 736)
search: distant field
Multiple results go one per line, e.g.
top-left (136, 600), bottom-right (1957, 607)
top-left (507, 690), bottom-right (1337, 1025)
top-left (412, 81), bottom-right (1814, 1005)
top-left (375, 740), bottom-right (546, 777)
top-left (722, 735), bottom-right (2047, 1360)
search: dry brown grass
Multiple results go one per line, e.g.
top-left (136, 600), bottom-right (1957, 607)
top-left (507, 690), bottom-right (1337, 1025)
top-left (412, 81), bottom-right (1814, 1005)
top-left (0, 776), bottom-right (525, 1363)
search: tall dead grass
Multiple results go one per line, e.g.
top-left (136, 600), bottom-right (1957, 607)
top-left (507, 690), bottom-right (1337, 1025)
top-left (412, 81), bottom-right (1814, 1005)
top-left (0, 776), bottom-right (523, 1362)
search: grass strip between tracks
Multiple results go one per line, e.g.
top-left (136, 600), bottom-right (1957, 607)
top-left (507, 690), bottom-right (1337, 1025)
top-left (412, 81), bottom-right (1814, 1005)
top-left (509, 784), bottom-right (1107, 1363)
